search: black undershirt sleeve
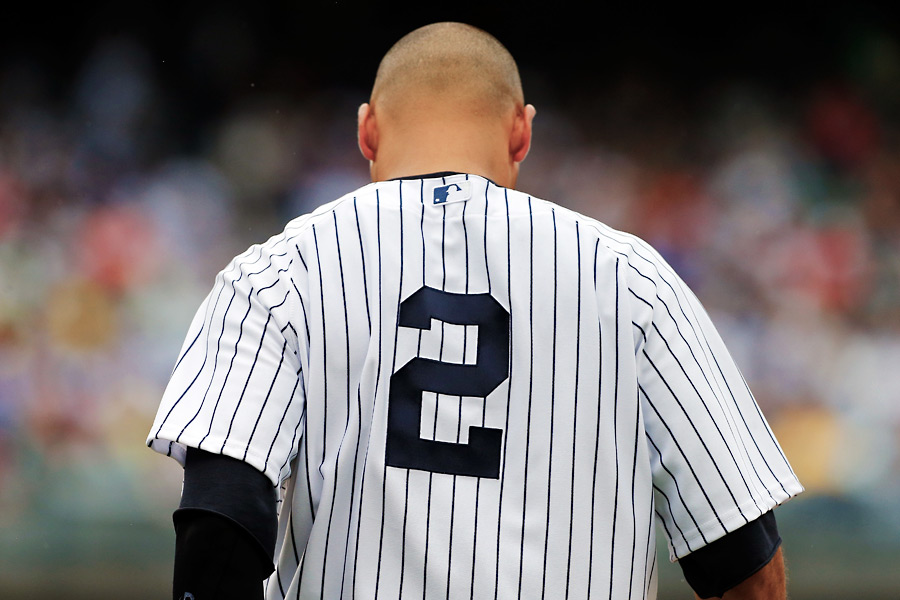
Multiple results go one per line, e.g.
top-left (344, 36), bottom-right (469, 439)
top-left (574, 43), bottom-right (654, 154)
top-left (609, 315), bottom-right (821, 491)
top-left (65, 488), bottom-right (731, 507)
top-left (172, 447), bottom-right (278, 600)
top-left (678, 510), bottom-right (782, 599)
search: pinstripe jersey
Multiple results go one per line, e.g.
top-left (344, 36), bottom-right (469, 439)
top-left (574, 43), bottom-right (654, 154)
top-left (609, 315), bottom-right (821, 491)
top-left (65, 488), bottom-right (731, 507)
top-left (147, 172), bottom-right (802, 599)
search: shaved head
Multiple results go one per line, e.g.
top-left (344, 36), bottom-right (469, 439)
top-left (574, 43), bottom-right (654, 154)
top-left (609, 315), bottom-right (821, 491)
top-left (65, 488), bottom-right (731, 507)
top-left (371, 22), bottom-right (524, 120)
top-left (358, 22), bottom-right (535, 187)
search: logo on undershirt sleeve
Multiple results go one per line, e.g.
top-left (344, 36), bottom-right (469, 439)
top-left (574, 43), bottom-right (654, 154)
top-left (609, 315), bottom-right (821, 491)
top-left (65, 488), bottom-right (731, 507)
top-left (433, 181), bottom-right (472, 204)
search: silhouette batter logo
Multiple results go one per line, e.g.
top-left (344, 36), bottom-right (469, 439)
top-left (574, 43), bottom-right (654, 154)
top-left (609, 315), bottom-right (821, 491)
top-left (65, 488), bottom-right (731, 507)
top-left (433, 182), bottom-right (471, 204)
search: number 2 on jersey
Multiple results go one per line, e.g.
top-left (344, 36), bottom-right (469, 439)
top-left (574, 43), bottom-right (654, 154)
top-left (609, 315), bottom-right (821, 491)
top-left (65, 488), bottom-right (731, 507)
top-left (385, 286), bottom-right (510, 479)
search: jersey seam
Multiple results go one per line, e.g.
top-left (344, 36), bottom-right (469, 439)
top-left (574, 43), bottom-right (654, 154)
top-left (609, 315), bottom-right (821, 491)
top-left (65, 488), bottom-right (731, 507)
top-left (671, 476), bottom-right (802, 561)
top-left (151, 428), bottom-right (286, 488)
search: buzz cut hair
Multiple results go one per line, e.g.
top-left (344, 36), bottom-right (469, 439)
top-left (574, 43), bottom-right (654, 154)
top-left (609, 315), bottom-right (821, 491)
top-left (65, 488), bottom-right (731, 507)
top-left (371, 22), bottom-right (524, 118)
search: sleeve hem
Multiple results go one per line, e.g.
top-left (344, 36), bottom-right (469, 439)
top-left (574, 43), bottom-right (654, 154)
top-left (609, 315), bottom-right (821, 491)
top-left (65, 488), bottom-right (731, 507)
top-left (669, 476), bottom-right (804, 561)
top-left (147, 429), bottom-right (290, 488)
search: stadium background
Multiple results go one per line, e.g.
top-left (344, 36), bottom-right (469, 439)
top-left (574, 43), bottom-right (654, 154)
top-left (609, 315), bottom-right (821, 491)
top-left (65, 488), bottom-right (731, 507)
top-left (1, 2), bottom-right (899, 597)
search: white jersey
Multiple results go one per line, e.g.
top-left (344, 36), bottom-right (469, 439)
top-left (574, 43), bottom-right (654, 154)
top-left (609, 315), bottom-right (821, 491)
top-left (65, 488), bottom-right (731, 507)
top-left (148, 173), bottom-right (802, 600)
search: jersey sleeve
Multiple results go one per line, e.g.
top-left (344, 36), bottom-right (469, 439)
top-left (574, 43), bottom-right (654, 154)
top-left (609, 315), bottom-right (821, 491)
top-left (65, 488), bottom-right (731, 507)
top-left (147, 231), bottom-right (307, 487)
top-left (626, 241), bottom-right (803, 561)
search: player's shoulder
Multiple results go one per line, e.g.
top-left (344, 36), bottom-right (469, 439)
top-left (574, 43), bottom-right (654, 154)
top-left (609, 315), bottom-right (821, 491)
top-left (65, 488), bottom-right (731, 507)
top-left (282, 181), bottom-right (381, 239)
top-left (220, 181), bottom-right (380, 276)
top-left (515, 188), bottom-right (668, 271)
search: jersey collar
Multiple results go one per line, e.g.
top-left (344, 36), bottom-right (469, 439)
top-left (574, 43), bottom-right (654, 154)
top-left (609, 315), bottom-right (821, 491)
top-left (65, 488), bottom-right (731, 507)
top-left (391, 171), bottom-right (465, 181)
top-left (391, 171), bottom-right (499, 187)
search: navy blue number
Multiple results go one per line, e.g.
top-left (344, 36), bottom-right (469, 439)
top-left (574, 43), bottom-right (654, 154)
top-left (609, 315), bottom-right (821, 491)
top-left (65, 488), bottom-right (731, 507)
top-left (385, 286), bottom-right (509, 479)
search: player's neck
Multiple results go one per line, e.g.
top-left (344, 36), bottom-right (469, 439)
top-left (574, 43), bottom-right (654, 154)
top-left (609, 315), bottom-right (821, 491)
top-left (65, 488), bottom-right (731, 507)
top-left (370, 121), bottom-right (516, 188)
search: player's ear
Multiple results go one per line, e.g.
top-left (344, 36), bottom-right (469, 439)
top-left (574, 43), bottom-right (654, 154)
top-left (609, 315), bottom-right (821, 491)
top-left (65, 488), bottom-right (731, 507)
top-left (357, 103), bottom-right (378, 161)
top-left (509, 103), bottom-right (536, 164)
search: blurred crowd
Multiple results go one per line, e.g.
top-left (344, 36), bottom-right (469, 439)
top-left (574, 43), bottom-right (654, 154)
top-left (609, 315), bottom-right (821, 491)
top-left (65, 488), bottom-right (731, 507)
top-left (0, 25), bottom-right (899, 545)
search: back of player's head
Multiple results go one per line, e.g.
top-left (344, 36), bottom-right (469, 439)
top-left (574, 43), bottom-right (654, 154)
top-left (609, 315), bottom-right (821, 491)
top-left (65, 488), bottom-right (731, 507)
top-left (371, 22), bottom-right (524, 121)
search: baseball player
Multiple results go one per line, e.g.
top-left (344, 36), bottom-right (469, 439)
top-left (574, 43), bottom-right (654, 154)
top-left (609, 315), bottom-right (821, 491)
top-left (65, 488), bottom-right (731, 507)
top-left (147, 22), bottom-right (803, 600)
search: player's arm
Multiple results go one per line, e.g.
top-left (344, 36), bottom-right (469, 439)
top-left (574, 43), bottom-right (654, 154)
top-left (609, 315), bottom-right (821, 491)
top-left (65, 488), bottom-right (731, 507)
top-left (173, 447), bottom-right (278, 600)
top-left (623, 242), bottom-right (802, 598)
top-left (679, 510), bottom-right (785, 599)
top-left (699, 547), bottom-right (785, 600)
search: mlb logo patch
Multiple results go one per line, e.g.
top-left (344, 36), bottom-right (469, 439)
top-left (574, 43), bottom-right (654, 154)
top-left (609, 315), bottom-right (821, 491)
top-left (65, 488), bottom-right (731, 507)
top-left (433, 180), bottom-right (472, 205)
